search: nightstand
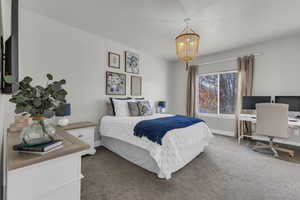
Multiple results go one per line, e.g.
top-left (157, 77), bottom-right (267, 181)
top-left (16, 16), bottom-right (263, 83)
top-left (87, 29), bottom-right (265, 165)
top-left (63, 122), bottom-right (97, 156)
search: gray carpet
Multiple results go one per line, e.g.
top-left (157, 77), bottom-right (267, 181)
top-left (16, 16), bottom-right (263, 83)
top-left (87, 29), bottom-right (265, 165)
top-left (81, 136), bottom-right (300, 200)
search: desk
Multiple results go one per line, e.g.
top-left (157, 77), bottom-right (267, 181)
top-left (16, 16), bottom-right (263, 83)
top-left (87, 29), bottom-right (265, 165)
top-left (238, 114), bottom-right (300, 144)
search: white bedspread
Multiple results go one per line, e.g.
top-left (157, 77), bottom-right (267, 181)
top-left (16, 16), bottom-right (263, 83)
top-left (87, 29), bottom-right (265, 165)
top-left (100, 114), bottom-right (213, 179)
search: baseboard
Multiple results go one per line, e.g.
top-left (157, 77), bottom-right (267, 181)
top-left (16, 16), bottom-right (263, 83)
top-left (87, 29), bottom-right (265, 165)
top-left (211, 129), bottom-right (235, 137)
top-left (94, 140), bottom-right (101, 147)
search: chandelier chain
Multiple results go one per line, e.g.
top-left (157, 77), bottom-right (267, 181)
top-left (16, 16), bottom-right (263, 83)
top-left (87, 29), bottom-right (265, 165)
top-left (184, 18), bottom-right (191, 29)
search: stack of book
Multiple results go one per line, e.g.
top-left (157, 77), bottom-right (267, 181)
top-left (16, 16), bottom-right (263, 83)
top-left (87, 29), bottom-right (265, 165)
top-left (13, 140), bottom-right (63, 155)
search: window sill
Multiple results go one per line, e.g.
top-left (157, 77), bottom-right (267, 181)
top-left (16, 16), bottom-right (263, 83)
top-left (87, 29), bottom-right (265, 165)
top-left (196, 113), bottom-right (236, 120)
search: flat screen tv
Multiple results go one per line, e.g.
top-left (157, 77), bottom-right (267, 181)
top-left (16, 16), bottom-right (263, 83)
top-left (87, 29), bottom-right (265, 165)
top-left (0, 7), bottom-right (4, 200)
top-left (1, 0), bottom-right (18, 94)
top-left (0, 20), bottom-right (3, 94)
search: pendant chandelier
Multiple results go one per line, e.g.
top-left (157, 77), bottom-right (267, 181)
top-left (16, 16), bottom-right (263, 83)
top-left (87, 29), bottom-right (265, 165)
top-left (175, 18), bottom-right (200, 70)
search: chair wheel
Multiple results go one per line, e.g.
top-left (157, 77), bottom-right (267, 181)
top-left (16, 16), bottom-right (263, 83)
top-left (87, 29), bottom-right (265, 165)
top-left (274, 154), bottom-right (280, 158)
top-left (289, 153), bottom-right (294, 158)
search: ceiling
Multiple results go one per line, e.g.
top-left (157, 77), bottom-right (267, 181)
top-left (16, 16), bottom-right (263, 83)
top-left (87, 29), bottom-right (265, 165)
top-left (20, 0), bottom-right (300, 61)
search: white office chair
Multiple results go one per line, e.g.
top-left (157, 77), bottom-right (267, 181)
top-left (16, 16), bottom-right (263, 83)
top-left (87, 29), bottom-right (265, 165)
top-left (254, 103), bottom-right (294, 157)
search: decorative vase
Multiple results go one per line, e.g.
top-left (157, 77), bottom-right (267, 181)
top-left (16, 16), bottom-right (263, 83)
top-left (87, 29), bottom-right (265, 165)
top-left (20, 117), bottom-right (55, 145)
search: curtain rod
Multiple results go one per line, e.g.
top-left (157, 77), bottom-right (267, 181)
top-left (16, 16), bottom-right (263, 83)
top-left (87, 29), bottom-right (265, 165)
top-left (197, 52), bottom-right (263, 66)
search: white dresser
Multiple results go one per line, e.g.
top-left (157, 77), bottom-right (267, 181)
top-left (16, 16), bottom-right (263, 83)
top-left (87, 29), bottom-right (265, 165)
top-left (62, 122), bottom-right (97, 156)
top-left (7, 127), bottom-right (89, 200)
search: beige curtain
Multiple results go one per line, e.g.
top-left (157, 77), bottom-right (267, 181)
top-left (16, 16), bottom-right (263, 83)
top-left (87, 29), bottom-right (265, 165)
top-left (186, 65), bottom-right (198, 117)
top-left (235, 55), bottom-right (255, 137)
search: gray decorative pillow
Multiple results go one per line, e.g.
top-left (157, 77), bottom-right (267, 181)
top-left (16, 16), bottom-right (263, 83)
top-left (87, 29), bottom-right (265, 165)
top-left (128, 102), bottom-right (140, 116)
top-left (137, 101), bottom-right (153, 116)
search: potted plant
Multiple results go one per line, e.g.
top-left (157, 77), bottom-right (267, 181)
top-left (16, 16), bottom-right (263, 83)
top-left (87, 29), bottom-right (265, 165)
top-left (9, 74), bottom-right (68, 145)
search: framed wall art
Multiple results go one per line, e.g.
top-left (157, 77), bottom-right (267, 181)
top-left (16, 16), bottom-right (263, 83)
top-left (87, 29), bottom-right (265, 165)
top-left (108, 52), bottom-right (120, 69)
top-left (106, 71), bottom-right (126, 95)
top-left (131, 76), bottom-right (142, 96)
top-left (125, 51), bottom-right (139, 74)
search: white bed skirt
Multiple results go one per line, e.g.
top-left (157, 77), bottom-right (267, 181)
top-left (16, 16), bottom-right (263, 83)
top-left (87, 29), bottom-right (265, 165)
top-left (102, 136), bottom-right (161, 175)
top-left (101, 135), bottom-right (208, 179)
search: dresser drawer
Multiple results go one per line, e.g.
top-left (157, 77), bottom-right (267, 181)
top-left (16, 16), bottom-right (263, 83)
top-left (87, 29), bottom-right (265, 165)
top-left (8, 154), bottom-right (81, 200)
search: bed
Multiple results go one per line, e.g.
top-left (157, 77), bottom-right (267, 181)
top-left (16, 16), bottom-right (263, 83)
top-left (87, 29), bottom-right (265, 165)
top-left (99, 114), bottom-right (213, 179)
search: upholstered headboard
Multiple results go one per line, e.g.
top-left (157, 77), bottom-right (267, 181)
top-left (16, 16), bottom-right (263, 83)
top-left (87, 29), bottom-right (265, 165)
top-left (106, 101), bottom-right (114, 116)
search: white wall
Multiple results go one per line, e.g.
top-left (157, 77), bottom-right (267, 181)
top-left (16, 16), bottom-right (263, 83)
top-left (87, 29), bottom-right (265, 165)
top-left (169, 34), bottom-right (300, 143)
top-left (0, 0), bottom-right (11, 40)
top-left (4, 8), bottom-right (171, 140)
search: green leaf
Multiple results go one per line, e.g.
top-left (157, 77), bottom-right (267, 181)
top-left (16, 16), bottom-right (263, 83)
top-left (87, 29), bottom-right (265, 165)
top-left (9, 97), bottom-right (17, 103)
top-left (24, 105), bottom-right (32, 113)
top-left (15, 106), bottom-right (26, 114)
top-left (46, 74), bottom-right (53, 80)
top-left (31, 87), bottom-right (37, 95)
top-left (56, 95), bottom-right (65, 101)
top-left (36, 86), bottom-right (45, 91)
top-left (33, 98), bottom-right (42, 107)
top-left (16, 96), bottom-right (26, 104)
top-left (31, 108), bottom-right (39, 116)
top-left (22, 76), bottom-right (33, 84)
top-left (60, 79), bottom-right (66, 84)
top-left (52, 82), bottom-right (61, 91)
top-left (57, 89), bottom-right (67, 96)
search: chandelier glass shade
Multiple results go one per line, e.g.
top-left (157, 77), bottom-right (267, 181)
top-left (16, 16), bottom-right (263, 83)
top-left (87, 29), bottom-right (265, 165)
top-left (175, 19), bottom-right (200, 69)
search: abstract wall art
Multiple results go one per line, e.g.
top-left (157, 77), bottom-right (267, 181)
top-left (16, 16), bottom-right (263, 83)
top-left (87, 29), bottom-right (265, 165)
top-left (125, 51), bottom-right (139, 74)
top-left (106, 71), bottom-right (126, 95)
top-left (131, 76), bottom-right (142, 96)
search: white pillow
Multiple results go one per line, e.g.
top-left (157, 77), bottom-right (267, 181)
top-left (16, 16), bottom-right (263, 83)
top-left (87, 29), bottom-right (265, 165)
top-left (112, 99), bottom-right (134, 117)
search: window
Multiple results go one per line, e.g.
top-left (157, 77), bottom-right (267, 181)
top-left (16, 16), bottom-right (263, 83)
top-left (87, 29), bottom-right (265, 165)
top-left (198, 71), bottom-right (238, 115)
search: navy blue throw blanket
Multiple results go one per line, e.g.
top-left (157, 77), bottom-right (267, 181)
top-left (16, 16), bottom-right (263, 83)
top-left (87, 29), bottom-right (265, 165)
top-left (134, 115), bottom-right (204, 145)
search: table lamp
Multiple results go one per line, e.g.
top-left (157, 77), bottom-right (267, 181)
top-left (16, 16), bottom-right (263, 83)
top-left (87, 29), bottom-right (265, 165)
top-left (158, 101), bottom-right (167, 113)
top-left (55, 103), bottom-right (71, 126)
